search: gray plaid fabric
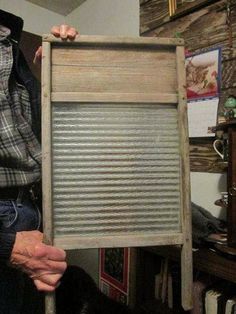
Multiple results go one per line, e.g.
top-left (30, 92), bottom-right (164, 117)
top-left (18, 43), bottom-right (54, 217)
top-left (0, 25), bottom-right (41, 187)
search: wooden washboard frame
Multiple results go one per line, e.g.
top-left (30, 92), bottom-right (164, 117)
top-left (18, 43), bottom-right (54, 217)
top-left (42, 35), bottom-right (192, 313)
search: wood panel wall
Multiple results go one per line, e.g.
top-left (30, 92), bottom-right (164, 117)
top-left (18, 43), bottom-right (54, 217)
top-left (140, 0), bottom-right (236, 172)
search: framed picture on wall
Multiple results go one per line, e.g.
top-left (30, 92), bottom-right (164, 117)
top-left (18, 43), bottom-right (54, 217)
top-left (185, 47), bottom-right (221, 101)
top-left (99, 248), bottom-right (130, 304)
top-left (169, 0), bottom-right (220, 17)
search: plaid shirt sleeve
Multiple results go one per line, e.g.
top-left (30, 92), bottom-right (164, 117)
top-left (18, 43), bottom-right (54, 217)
top-left (0, 26), bottom-right (41, 188)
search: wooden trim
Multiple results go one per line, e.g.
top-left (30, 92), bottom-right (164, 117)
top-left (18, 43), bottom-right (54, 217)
top-left (42, 42), bottom-right (56, 314)
top-left (129, 248), bottom-right (138, 307)
top-left (176, 46), bottom-right (193, 311)
top-left (51, 92), bottom-right (178, 104)
top-left (45, 294), bottom-right (55, 314)
top-left (54, 233), bottom-right (184, 250)
top-left (43, 34), bottom-right (184, 47)
top-left (42, 41), bottom-right (53, 246)
top-left (227, 127), bottom-right (236, 246)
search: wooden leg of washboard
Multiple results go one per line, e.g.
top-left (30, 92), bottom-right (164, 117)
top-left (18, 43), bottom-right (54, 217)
top-left (45, 292), bottom-right (56, 314)
top-left (181, 239), bottom-right (193, 311)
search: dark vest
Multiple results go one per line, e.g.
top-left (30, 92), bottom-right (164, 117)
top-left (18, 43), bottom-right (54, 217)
top-left (0, 9), bottom-right (41, 142)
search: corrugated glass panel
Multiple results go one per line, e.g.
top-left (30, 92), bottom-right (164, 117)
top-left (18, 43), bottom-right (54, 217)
top-left (52, 103), bottom-right (181, 237)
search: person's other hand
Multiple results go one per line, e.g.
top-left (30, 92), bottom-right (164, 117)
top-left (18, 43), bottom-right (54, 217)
top-left (10, 231), bottom-right (67, 292)
top-left (33, 24), bottom-right (78, 64)
top-left (50, 24), bottom-right (78, 40)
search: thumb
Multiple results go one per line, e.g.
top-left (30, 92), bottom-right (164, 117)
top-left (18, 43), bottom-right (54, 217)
top-left (33, 46), bottom-right (42, 65)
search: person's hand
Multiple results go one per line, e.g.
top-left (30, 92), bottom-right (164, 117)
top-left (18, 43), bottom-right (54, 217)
top-left (10, 231), bottom-right (67, 292)
top-left (50, 24), bottom-right (78, 40)
top-left (33, 24), bottom-right (78, 65)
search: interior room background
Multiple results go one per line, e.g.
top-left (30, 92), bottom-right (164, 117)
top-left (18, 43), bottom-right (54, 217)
top-left (0, 0), bottom-right (226, 284)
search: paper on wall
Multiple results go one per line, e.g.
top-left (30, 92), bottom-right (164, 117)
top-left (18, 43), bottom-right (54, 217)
top-left (187, 98), bottom-right (218, 138)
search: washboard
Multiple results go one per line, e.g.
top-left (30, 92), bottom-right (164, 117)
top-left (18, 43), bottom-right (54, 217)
top-left (41, 35), bottom-right (192, 313)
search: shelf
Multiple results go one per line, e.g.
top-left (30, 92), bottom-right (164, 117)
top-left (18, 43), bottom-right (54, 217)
top-left (142, 246), bottom-right (236, 283)
top-left (212, 119), bottom-right (236, 132)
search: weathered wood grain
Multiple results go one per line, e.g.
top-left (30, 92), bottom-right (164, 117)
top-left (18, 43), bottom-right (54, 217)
top-left (222, 58), bottom-right (236, 89)
top-left (176, 46), bottom-right (193, 310)
top-left (41, 41), bottom-right (57, 314)
top-left (140, 0), bottom-right (236, 172)
top-left (51, 46), bottom-right (177, 95)
top-left (189, 138), bottom-right (227, 172)
top-left (140, 0), bottom-right (170, 34)
top-left (140, 0), bottom-right (151, 5)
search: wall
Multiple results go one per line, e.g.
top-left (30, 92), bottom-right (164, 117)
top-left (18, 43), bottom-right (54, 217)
top-left (1, 0), bottom-right (64, 35)
top-left (66, 0), bottom-right (139, 36)
top-left (1, 0), bottom-right (140, 37)
top-left (191, 172), bottom-right (227, 219)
